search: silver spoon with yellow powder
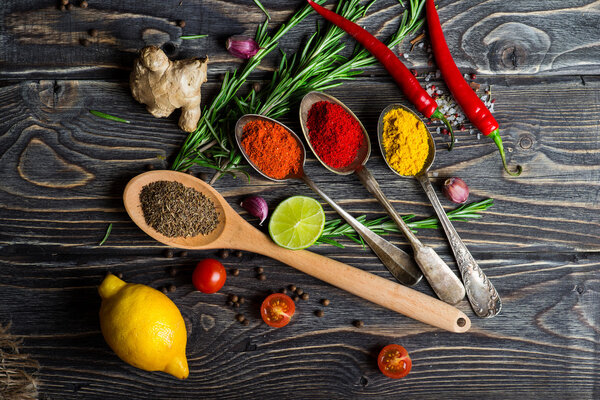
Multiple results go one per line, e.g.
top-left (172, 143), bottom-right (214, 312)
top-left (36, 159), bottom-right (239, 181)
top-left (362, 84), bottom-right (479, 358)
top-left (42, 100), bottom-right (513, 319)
top-left (378, 104), bottom-right (502, 318)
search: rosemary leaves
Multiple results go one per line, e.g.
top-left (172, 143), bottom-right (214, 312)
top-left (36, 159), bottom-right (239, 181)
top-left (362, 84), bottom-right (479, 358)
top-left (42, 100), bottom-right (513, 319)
top-left (140, 181), bottom-right (219, 237)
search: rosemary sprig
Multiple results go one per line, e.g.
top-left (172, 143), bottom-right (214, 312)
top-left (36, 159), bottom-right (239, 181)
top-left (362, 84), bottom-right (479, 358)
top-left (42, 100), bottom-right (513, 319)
top-left (180, 34), bottom-right (208, 40)
top-left (316, 199), bottom-right (494, 247)
top-left (90, 110), bottom-right (130, 124)
top-left (98, 223), bottom-right (113, 246)
top-left (171, 0), bottom-right (427, 182)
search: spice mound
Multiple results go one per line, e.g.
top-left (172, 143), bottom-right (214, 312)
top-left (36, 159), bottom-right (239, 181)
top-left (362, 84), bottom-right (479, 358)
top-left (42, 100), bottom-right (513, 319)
top-left (240, 119), bottom-right (302, 180)
top-left (382, 108), bottom-right (429, 176)
top-left (306, 101), bottom-right (364, 169)
top-left (140, 180), bottom-right (219, 238)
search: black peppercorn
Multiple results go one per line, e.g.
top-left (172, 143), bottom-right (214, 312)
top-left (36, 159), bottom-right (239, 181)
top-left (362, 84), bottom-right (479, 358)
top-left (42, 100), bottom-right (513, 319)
top-left (353, 320), bottom-right (364, 328)
top-left (179, 251), bottom-right (188, 257)
top-left (242, 319), bottom-right (249, 326)
top-left (230, 295), bottom-right (239, 303)
top-left (235, 314), bottom-right (245, 322)
top-left (281, 288), bottom-right (288, 295)
top-left (80, 0), bottom-right (88, 8)
top-left (226, 301), bottom-right (234, 307)
top-left (88, 28), bottom-right (98, 37)
top-left (292, 295), bottom-right (299, 302)
top-left (177, 19), bottom-right (186, 28)
top-left (66, 3), bottom-right (73, 10)
top-left (116, 272), bottom-right (123, 279)
top-left (288, 285), bottom-right (296, 292)
top-left (161, 287), bottom-right (168, 294)
top-left (295, 288), bottom-right (304, 296)
top-left (315, 310), bottom-right (324, 317)
top-left (233, 302), bottom-right (240, 308)
top-left (321, 299), bottom-right (330, 306)
top-left (238, 297), bottom-right (245, 304)
top-left (163, 249), bottom-right (174, 258)
top-left (218, 249), bottom-right (229, 259)
top-left (168, 284), bottom-right (176, 292)
top-left (231, 268), bottom-right (240, 276)
top-left (234, 250), bottom-right (243, 258)
top-left (80, 38), bottom-right (90, 47)
top-left (257, 273), bottom-right (266, 281)
top-left (256, 267), bottom-right (264, 274)
top-left (301, 293), bottom-right (309, 301)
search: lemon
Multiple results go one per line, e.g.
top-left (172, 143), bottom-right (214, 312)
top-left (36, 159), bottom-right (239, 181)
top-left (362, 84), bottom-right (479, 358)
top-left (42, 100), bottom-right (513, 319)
top-left (98, 273), bottom-right (189, 379)
top-left (268, 195), bottom-right (325, 250)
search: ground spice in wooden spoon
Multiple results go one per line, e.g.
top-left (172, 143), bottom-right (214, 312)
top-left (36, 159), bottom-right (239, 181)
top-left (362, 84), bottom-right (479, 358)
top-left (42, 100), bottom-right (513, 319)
top-left (139, 180), bottom-right (219, 237)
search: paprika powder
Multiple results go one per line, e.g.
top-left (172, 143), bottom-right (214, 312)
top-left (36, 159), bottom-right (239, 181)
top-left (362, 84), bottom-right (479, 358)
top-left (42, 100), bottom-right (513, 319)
top-left (306, 101), bottom-right (364, 169)
top-left (240, 119), bottom-right (302, 180)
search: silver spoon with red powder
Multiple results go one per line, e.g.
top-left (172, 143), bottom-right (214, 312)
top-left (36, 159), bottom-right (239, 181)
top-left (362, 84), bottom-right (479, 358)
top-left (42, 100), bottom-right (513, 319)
top-left (299, 91), bottom-right (465, 305)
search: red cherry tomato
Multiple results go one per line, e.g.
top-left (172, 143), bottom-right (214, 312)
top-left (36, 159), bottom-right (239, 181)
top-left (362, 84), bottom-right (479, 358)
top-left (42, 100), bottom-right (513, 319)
top-left (192, 259), bottom-right (226, 293)
top-left (260, 293), bottom-right (295, 328)
top-left (377, 344), bottom-right (412, 379)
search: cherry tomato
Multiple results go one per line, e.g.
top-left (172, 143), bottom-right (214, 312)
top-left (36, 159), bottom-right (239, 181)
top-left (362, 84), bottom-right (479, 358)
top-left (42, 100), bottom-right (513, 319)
top-left (192, 259), bottom-right (226, 293)
top-left (260, 293), bottom-right (295, 328)
top-left (377, 344), bottom-right (412, 379)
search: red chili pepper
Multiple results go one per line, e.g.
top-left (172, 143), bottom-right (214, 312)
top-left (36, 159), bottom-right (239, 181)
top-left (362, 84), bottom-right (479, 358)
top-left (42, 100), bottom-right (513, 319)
top-left (426, 0), bottom-right (521, 176)
top-left (307, 0), bottom-right (455, 148)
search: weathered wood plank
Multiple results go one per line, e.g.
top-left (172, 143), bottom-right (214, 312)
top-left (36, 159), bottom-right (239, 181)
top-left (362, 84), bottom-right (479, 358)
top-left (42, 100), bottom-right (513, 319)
top-left (1, 251), bottom-right (598, 399)
top-left (1, 78), bottom-right (599, 256)
top-left (2, 0), bottom-right (600, 79)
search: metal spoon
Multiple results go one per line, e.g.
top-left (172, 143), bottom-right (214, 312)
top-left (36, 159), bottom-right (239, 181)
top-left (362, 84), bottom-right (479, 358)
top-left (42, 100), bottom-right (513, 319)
top-left (377, 103), bottom-right (502, 318)
top-left (299, 92), bottom-right (465, 305)
top-left (234, 114), bottom-right (422, 286)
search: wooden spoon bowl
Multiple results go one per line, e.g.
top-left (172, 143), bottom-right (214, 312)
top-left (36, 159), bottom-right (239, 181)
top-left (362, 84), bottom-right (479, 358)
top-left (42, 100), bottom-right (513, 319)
top-left (123, 170), bottom-right (471, 332)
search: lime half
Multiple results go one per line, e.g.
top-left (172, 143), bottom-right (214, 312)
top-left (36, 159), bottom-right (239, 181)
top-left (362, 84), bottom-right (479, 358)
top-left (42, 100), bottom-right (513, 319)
top-left (268, 196), bottom-right (325, 250)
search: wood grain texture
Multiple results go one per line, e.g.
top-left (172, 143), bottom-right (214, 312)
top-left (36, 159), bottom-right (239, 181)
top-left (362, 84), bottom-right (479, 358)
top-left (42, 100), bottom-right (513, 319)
top-left (2, 0), bottom-right (600, 79)
top-left (1, 0), bottom-right (600, 398)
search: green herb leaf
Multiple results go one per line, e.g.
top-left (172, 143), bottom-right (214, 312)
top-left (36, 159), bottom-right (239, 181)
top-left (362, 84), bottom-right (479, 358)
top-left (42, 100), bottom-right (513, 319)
top-left (252, 0), bottom-right (271, 20)
top-left (98, 223), bottom-right (113, 246)
top-left (89, 110), bottom-right (131, 124)
top-left (180, 34), bottom-right (208, 40)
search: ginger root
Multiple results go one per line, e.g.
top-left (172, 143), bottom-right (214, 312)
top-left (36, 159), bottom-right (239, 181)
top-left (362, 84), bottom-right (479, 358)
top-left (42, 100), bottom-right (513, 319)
top-left (130, 46), bottom-right (209, 132)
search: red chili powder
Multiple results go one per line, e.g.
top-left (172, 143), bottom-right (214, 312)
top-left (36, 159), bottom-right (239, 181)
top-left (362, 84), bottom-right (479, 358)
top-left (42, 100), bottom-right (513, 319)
top-left (306, 101), bottom-right (364, 168)
top-left (240, 119), bottom-right (302, 180)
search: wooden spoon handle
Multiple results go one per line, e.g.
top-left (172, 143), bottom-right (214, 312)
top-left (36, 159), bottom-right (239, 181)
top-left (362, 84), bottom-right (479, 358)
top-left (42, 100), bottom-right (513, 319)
top-left (229, 228), bottom-right (470, 333)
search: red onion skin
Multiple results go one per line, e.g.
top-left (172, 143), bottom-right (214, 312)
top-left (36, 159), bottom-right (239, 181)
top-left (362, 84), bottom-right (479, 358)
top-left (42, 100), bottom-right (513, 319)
top-left (241, 196), bottom-right (268, 225)
top-left (443, 177), bottom-right (469, 204)
top-left (226, 36), bottom-right (260, 59)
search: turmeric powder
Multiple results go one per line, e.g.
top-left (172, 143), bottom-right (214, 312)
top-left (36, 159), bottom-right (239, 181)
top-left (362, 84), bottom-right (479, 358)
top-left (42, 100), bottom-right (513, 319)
top-left (381, 108), bottom-right (429, 176)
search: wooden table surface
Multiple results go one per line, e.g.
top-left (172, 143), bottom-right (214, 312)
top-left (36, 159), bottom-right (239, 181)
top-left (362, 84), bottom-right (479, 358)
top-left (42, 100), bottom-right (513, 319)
top-left (1, 0), bottom-right (599, 399)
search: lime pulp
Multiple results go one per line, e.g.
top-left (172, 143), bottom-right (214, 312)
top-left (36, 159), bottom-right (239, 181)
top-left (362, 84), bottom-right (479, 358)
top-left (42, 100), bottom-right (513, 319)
top-left (268, 196), bottom-right (325, 250)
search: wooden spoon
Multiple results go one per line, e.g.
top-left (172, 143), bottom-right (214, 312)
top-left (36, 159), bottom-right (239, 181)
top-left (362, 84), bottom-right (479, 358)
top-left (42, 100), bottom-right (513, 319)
top-left (123, 170), bottom-right (470, 333)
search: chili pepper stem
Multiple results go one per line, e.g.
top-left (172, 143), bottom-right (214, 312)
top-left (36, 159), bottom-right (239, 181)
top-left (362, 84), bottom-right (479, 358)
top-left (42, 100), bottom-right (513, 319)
top-left (431, 109), bottom-right (454, 150)
top-left (489, 129), bottom-right (522, 176)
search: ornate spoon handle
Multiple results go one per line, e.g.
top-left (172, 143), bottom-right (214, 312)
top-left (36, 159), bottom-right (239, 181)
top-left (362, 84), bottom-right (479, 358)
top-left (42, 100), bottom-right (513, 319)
top-left (416, 174), bottom-right (502, 318)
